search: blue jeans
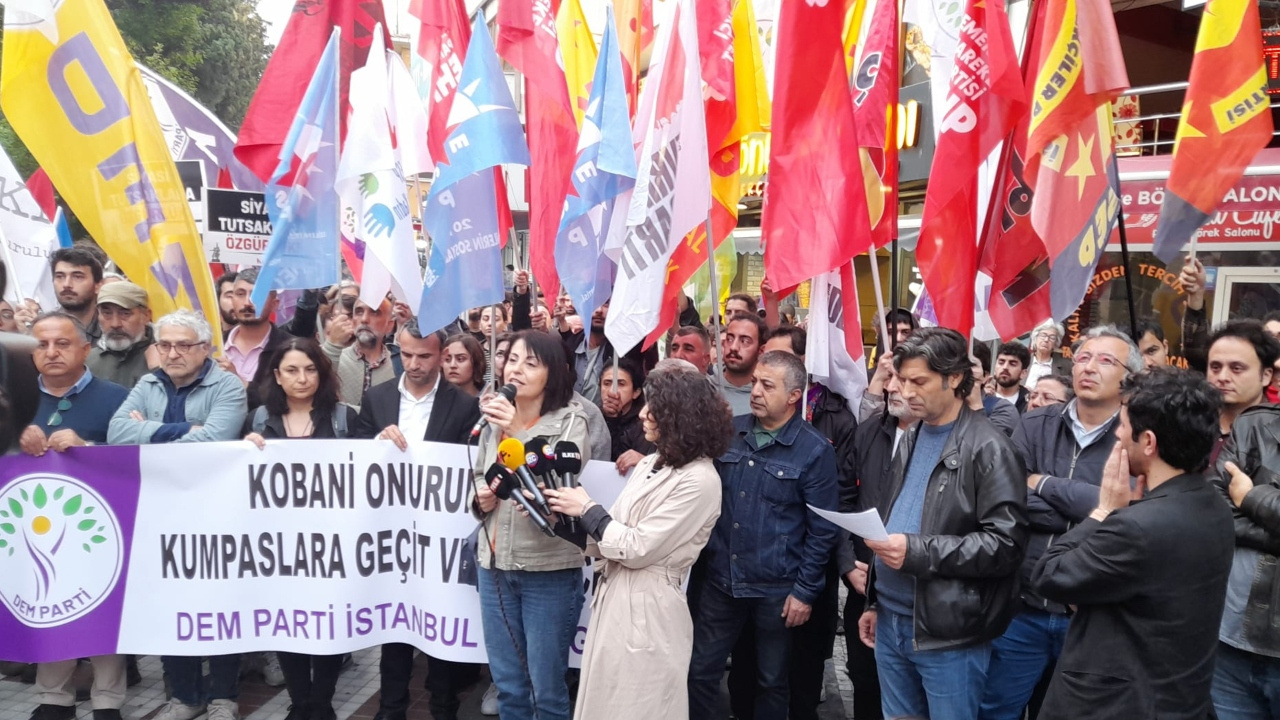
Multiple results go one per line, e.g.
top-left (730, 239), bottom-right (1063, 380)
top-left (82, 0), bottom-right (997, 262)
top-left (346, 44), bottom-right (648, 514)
top-left (477, 566), bottom-right (583, 720)
top-left (875, 610), bottom-right (991, 720)
top-left (163, 654), bottom-right (240, 706)
top-left (1213, 642), bottom-right (1280, 720)
top-left (687, 583), bottom-right (792, 720)
top-left (979, 607), bottom-right (1070, 720)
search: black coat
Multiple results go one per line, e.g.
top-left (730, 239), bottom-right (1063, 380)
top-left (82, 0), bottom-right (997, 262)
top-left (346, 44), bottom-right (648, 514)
top-left (354, 375), bottom-right (480, 444)
top-left (604, 402), bottom-right (655, 461)
top-left (1014, 403), bottom-right (1120, 613)
top-left (866, 407), bottom-right (1028, 651)
top-left (837, 409), bottom-right (900, 576)
top-left (810, 385), bottom-right (858, 497)
top-left (1032, 473), bottom-right (1234, 720)
top-left (242, 403), bottom-right (359, 439)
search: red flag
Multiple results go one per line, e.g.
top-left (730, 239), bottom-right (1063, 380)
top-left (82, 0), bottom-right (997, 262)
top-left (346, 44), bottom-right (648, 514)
top-left (215, 165), bottom-right (234, 190)
top-left (762, 0), bottom-right (871, 290)
top-left (26, 167), bottom-right (55, 222)
top-left (497, 0), bottom-right (577, 298)
top-left (234, 0), bottom-right (391, 184)
top-left (915, 0), bottom-right (1025, 338)
top-left (1153, 0), bottom-right (1272, 263)
top-left (410, 0), bottom-right (470, 161)
top-left (850, 0), bottom-right (899, 250)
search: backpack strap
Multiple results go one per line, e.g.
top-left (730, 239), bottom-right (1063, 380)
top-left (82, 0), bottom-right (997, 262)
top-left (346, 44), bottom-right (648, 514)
top-left (331, 405), bottom-right (350, 438)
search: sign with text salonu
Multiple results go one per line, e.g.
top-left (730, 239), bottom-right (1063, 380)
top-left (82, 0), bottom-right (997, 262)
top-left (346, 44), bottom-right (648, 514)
top-left (0, 442), bottom-right (623, 666)
top-left (203, 188), bottom-right (272, 265)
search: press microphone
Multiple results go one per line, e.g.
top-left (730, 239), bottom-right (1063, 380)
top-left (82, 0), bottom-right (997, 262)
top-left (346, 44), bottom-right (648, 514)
top-left (498, 437), bottom-right (553, 517)
top-left (523, 438), bottom-right (559, 490)
top-left (484, 463), bottom-right (554, 537)
top-left (553, 441), bottom-right (583, 489)
top-left (470, 384), bottom-right (517, 440)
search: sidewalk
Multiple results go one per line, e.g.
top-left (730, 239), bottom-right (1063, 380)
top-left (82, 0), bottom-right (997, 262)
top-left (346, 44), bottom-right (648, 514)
top-left (1, 589), bottom-right (863, 719)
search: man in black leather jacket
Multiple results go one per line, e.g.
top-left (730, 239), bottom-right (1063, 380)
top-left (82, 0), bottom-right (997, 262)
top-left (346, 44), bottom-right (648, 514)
top-left (858, 328), bottom-right (1027, 720)
top-left (1209, 321), bottom-right (1280, 719)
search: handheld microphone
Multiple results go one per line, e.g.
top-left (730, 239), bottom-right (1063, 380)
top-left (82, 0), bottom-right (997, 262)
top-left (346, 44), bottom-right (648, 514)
top-left (484, 463), bottom-right (555, 537)
top-left (523, 438), bottom-right (559, 490)
top-left (498, 438), bottom-right (553, 516)
top-left (553, 441), bottom-right (583, 489)
top-left (470, 384), bottom-right (518, 439)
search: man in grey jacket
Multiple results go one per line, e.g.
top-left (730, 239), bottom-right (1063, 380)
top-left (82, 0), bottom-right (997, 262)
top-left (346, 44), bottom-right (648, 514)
top-left (107, 309), bottom-right (246, 720)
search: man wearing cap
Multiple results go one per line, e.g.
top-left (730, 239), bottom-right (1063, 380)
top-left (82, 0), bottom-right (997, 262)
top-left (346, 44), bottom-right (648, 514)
top-left (88, 281), bottom-right (156, 389)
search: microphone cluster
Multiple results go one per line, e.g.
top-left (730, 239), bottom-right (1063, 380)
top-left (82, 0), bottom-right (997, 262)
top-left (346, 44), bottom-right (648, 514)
top-left (486, 437), bottom-right (584, 536)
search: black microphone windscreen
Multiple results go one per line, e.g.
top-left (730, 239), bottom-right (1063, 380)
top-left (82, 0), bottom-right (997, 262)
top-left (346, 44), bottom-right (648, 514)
top-left (524, 438), bottom-right (551, 475)
top-left (485, 465), bottom-right (513, 500)
top-left (553, 441), bottom-right (583, 474)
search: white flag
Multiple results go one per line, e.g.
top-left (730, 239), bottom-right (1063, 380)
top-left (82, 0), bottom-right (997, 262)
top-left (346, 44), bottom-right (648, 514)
top-left (0, 146), bottom-right (58, 310)
top-left (603, 0), bottom-right (710, 355)
top-left (807, 265), bottom-right (868, 412)
top-left (337, 26), bottom-right (429, 309)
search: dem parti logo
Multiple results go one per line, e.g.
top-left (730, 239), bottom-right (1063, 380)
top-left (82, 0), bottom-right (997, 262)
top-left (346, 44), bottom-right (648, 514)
top-left (0, 474), bottom-right (123, 627)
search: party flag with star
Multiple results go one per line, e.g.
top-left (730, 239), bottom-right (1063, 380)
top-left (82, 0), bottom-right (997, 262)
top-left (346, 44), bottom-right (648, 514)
top-left (251, 29), bottom-right (342, 308)
top-left (418, 16), bottom-right (531, 334)
top-left (1153, 0), bottom-right (1272, 263)
top-left (554, 6), bottom-right (637, 318)
top-left (1025, 0), bottom-right (1129, 318)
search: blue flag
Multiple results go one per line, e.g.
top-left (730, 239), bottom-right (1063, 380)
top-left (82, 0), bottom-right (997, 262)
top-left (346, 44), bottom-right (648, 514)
top-left (251, 29), bottom-right (341, 308)
top-left (554, 7), bottom-right (637, 316)
top-left (418, 17), bottom-right (530, 333)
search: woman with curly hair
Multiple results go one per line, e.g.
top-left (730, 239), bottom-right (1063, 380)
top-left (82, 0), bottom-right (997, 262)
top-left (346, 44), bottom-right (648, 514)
top-left (545, 358), bottom-right (732, 720)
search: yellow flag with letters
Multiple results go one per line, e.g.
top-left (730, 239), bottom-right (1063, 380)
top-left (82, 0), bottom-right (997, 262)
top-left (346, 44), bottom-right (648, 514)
top-left (1, 0), bottom-right (222, 346)
top-left (556, 0), bottom-right (598, 129)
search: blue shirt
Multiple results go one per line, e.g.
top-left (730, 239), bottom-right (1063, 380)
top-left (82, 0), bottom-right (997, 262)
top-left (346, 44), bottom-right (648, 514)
top-left (34, 369), bottom-right (129, 444)
top-left (877, 419), bottom-right (955, 617)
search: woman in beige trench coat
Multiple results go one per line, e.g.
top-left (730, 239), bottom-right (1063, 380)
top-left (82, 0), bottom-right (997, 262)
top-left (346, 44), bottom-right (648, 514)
top-left (546, 359), bottom-right (734, 720)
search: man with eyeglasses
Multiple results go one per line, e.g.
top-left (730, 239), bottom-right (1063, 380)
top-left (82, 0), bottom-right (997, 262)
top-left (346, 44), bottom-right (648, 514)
top-left (1025, 375), bottom-right (1073, 412)
top-left (19, 311), bottom-right (129, 720)
top-left (0, 299), bottom-right (18, 332)
top-left (980, 325), bottom-right (1143, 720)
top-left (107, 309), bottom-right (247, 720)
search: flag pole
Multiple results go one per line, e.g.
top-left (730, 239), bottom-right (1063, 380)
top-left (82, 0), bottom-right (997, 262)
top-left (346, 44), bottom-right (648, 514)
top-left (1116, 207), bottom-right (1139, 339)
top-left (704, 214), bottom-right (725, 386)
top-left (867, 249), bottom-right (889, 353)
top-left (889, 235), bottom-right (899, 349)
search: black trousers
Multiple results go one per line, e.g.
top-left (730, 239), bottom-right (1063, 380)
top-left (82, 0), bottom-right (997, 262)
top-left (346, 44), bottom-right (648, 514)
top-left (727, 562), bottom-right (841, 720)
top-left (378, 643), bottom-right (481, 720)
top-left (278, 652), bottom-right (343, 710)
top-left (842, 589), bottom-right (882, 719)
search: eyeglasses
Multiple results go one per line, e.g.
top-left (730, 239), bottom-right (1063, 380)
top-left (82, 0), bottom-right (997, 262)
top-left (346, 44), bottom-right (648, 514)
top-left (156, 341), bottom-right (206, 355)
top-left (1072, 352), bottom-right (1123, 369)
top-left (1029, 391), bottom-right (1066, 405)
top-left (47, 397), bottom-right (72, 427)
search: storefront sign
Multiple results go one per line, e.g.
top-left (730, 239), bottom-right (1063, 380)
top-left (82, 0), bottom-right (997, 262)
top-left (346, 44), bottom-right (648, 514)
top-left (1116, 174), bottom-right (1280, 247)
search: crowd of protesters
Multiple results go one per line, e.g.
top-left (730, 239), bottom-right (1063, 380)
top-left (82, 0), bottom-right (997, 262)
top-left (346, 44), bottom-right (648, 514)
top-left (3, 245), bottom-right (1280, 720)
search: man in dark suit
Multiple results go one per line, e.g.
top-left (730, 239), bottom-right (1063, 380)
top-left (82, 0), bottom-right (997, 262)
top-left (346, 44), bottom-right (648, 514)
top-left (356, 322), bottom-right (481, 720)
top-left (1031, 368), bottom-right (1234, 720)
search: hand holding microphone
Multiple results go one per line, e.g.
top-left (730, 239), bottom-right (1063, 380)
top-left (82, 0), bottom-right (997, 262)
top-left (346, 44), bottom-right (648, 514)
top-left (472, 384), bottom-right (517, 440)
top-left (484, 463), bottom-right (555, 537)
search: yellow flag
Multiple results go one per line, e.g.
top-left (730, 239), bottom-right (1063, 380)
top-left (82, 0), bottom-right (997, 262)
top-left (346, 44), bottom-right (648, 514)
top-left (556, 0), bottom-right (598, 128)
top-left (1, 0), bottom-right (222, 346)
top-left (843, 0), bottom-right (870, 76)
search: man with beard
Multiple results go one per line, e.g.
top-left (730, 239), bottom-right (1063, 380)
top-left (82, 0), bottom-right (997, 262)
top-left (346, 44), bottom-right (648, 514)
top-left (718, 313), bottom-right (768, 416)
top-left (221, 267), bottom-right (293, 398)
top-left (1206, 320), bottom-right (1279, 470)
top-left (216, 271), bottom-right (238, 337)
top-left (88, 281), bottom-right (156, 388)
top-left (992, 342), bottom-right (1031, 412)
top-left (324, 295), bottom-right (400, 409)
top-left (839, 351), bottom-right (918, 720)
top-left (49, 246), bottom-right (104, 344)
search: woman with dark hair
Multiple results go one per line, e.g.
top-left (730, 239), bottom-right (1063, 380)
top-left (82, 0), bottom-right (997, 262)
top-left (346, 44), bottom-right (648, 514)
top-left (470, 330), bottom-right (592, 720)
top-left (487, 332), bottom-right (514, 393)
top-left (242, 337), bottom-right (355, 720)
top-left (442, 333), bottom-right (486, 396)
top-left (600, 356), bottom-right (655, 473)
top-left (546, 359), bottom-right (731, 720)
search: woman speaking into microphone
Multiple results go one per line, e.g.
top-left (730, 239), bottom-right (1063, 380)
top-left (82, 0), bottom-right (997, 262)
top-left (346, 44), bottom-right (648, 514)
top-left (470, 330), bottom-right (592, 720)
top-left (545, 359), bottom-right (731, 719)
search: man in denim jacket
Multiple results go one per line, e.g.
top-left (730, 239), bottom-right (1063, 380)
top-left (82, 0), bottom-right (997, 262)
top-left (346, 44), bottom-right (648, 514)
top-left (687, 350), bottom-right (839, 720)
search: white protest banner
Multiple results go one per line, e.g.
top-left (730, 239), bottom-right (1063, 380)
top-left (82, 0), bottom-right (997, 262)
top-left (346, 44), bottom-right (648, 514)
top-left (0, 440), bottom-right (627, 666)
top-left (204, 188), bottom-right (272, 265)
